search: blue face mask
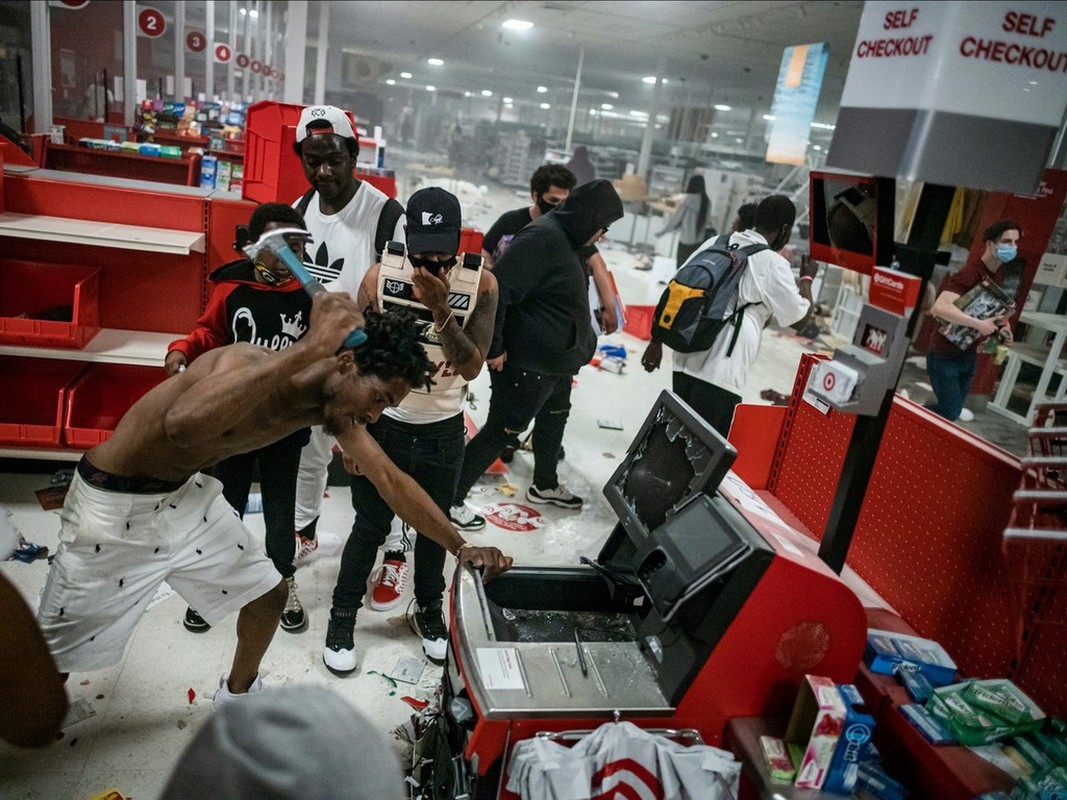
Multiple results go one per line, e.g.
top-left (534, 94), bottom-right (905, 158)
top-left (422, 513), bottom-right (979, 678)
top-left (996, 244), bottom-right (1017, 263)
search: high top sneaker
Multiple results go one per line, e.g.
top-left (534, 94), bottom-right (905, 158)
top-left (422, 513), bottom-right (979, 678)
top-left (280, 575), bottom-right (307, 633)
top-left (322, 608), bottom-right (358, 676)
top-left (449, 504), bottom-right (486, 532)
top-left (413, 602), bottom-right (449, 665)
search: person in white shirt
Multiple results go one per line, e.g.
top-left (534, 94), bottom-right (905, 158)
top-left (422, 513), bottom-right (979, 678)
top-left (641, 195), bottom-right (817, 436)
top-left (289, 106), bottom-right (410, 594)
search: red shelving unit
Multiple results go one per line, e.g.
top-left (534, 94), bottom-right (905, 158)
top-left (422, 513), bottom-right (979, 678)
top-left (43, 141), bottom-right (201, 187)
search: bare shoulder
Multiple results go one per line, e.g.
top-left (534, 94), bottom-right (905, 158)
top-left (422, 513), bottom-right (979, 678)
top-left (478, 268), bottom-right (498, 292)
top-left (189, 342), bottom-right (269, 376)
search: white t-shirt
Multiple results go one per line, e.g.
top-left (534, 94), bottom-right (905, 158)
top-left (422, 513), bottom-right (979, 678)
top-left (294, 182), bottom-right (405, 299)
top-left (672, 229), bottom-right (809, 396)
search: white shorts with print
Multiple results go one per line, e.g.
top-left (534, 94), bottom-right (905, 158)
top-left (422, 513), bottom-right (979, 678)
top-left (37, 470), bottom-right (282, 673)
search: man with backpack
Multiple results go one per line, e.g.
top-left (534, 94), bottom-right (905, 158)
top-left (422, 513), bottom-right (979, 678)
top-left (289, 105), bottom-right (408, 591)
top-left (641, 195), bottom-right (817, 437)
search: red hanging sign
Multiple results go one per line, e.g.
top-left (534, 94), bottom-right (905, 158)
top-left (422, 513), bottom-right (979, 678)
top-left (185, 30), bottom-right (206, 53)
top-left (214, 43), bottom-right (233, 64)
top-left (137, 7), bottom-right (165, 38)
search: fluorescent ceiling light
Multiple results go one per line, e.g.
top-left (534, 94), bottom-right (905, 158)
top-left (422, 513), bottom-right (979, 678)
top-left (714, 104), bottom-right (731, 111)
top-left (385, 79), bottom-right (396, 85)
top-left (537, 86), bottom-right (548, 93)
top-left (711, 132), bottom-right (719, 138)
top-left (481, 89), bottom-right (493, 97)
top-left (810, 121), bottom-right (836, 130)
top-left (503, 97), bottom-right (513, 104)
top-left (248, 9), bottom-right (259, 18)
top-left (400, 72), bottom-right (412, 79)
top-left (762, 114), bottom-right (776, 121)
top-left (735, 137), bottom-right (743, 143)
top-left (464, 91), bottom-right (471, 97)
top-left (629, 110), bottom-right (647, 117)
top-left (642, 76), bottom-right (657, 84)
top-left (601, 103), bottom-right (613, 110)
top-left (540, 102), bottom-right (550, 110)
top-left (813, 145), bottom-right (822, 151)
top-left (426, 85), bottom-right (436, 92)
top-left (427, 58), bottom-right (444, 66)
top-left (589, 109), bottom-right (597, 115)
top-left (239, 8), bottom-right (247, 15)
top-left (502, 19), bottom-right (534, 31)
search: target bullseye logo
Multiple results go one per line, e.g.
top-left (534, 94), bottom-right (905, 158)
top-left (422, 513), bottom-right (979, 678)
top-left (822, 371), bottom-right (836, 392)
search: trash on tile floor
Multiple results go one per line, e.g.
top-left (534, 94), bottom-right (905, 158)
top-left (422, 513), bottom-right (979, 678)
top-left (62, 698), bottom-right (96, 727)
top-left (187, 687), bottom-right (196, 704)
top-left (390, 655), bottom-right (425, 685)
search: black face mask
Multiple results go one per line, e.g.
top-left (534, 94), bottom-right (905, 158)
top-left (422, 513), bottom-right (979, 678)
top-left (536, 195), bottom-right (560, 215)
top-left (409, 254), bottom-right (457, 275)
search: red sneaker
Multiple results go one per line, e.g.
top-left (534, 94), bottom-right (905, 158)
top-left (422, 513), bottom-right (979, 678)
top-left (369, 558), bottom-right (410, 611)
top-left (293, 534), bottom-right (318, 567)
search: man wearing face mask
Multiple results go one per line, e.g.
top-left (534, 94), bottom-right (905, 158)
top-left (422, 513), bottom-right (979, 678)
top-left (640, 195), bottom-right (816, 437)
top-left (925, 220), bottom-right (1021, 423)
top-left (322, 188), bottom-right (498, 673)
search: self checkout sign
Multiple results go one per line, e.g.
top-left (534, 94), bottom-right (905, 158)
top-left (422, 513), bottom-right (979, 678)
top-left (214, 43), bottom-right (233, 64)
top-left (137, 6), bottom-right (166, 38)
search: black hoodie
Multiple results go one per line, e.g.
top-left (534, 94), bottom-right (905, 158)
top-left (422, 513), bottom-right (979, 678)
top-left (490, 179), bottom-right (623, 374)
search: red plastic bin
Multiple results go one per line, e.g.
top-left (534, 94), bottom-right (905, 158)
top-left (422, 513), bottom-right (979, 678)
top-left (623, 304), bottom-right (655, 340)
top-left (0, 356), bottom-right (86, 447)
top-left (64, 364), bottom-right (167, 448)
top-left (0, 260), bottom-right (101, 349)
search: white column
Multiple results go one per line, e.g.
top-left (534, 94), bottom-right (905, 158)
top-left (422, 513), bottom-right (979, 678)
top-left (262, 1), bottom-right (272, 99)
top-left (123, 0), bottom-right (137, 127)
top-left (174, 1), bottom-right (185, 101)
top-left (564, 45), bottom-right (584, 153)
top-left (284, 1), bottom-right (308, 103)
top-left (226, 1), bottom-right (237, 101)
top-left (204, 0), bottom-right (215, 100)
top-left (637, 60), bottom-right (665, 179)
top-left (314, 0), bottom-right (328, 105)
top-left (241, 1), bottom-right (252, 100)
top-left (30, 0), bottom-right (51, 133)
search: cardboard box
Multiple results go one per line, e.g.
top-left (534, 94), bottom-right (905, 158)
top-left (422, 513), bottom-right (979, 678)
top-left (785, 675), bottom-right (846, 789)
top-left (865, 629), bottom-right (957, 686)
top-left (823, 684), bottom-right (877, 795)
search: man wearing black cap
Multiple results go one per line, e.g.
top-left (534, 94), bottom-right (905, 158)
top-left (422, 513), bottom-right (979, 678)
top-left (322, 187), bottom-right (498, 673)
top-left (451, 179), bottom-right (624, 527)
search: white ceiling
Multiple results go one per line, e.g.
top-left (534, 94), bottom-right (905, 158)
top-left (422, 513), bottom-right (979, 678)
top-left (313, 1), bottom-right (865, 124)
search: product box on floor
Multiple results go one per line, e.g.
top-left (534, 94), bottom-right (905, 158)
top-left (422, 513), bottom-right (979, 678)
top-left (784, 675), bottom-right (877, 792)
top-left (865, 628), bottom-right (957, 686)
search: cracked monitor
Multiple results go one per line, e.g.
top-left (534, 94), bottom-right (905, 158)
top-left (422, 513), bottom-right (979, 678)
top-left (603, 390), bottom-right (737, 547)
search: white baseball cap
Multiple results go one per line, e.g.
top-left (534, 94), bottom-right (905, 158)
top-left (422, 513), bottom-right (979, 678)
top-left (295, 105), bottom-right (357, 143)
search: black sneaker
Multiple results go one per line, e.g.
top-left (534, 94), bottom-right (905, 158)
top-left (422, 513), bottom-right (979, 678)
top-left (280, 576), bottom-right (307, 633)
top-left (413, 602), bottom-right (449, 665)
top-left (526, 483), bottom-right (583, 509)
top-left (183, 607), bottom-right (211, 633)
top-left (323, 609), bottom-right (358, 676)
top-left (499, 443), bottom-right (516, 464)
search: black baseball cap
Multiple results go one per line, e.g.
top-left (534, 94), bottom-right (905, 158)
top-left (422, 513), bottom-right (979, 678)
top-left (405, 187), bottom-right (461, 255)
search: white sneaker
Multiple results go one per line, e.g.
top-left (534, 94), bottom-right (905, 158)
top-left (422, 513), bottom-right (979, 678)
top-left (323, 610), bottom-right (358, 676)
top-left (293, 533), bottom-right (318, 567)
top-left (413, 603), bottom-right (449, 665)
top-left (449, 504), bottom-right (486, 532)
top-left (526, 483), bottom-right (583, 509)
top-left (898, 388), bottom-right (910, 401)
top-left (212, 674), bottom-right (264, 709)
top-left (958, 408), bottom-right (975, 422)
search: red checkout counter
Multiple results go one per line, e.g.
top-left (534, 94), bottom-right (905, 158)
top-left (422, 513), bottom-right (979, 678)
top-left (434, 391), bottom-right (869, 799)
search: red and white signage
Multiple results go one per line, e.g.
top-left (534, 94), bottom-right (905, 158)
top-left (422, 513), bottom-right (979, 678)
top-left (54, 0), bottom-right (91, 8)
top-left (868, 266), bottom-right (923, 316)
top-left (185, 30), bottom-right (206, 53)
top-left (236, 53), bottom-right (250, 68)
top-left (270, 68), bottom-right (280, 79)
top-left (214, 43), bottom-right (233, 64)
top-left (482, 503), bottom-right (547, 532)
top-left (251, 60), bottom-right (263, 74)
top-left (137, 6), bottom-right (166, 38)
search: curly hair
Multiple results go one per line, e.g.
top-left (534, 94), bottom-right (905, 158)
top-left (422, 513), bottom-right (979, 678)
top-left (530, 164), bottom-right (577, 196)
top-left (352, 308), bottom-right (434, 392)
top-left (248, 203), bottom-right (306, 241)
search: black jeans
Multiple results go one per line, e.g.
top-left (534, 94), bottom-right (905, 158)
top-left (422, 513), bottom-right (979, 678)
top-left (332, 413), bottom-right (465, 611)
top-left (455, 363), bottom-right (573, 502)
top-left (212, 428), bottom-right (310, 580)
top-left (672, 371), bottom-right (741, 439)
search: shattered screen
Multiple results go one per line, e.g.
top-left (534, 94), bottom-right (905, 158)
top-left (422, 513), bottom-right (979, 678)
top-left (604, 392), bottom-right (736, 544)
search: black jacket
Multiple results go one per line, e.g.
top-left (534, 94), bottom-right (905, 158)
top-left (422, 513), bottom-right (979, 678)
top-left (490, 179), bottom-right (623, 374)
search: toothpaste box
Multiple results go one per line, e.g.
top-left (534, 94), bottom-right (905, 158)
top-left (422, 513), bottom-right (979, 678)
top-left (785, 675), bottom-right (846, 790)
top-left (865, 629), bottom-right (957, 686)
top-left (822, 684), bottom-right (877, 795)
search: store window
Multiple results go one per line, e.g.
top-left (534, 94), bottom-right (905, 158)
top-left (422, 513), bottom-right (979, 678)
top-left (0, 0), bottom-right (31, 136)
top-left (50, 0), bottom-right (123, 123)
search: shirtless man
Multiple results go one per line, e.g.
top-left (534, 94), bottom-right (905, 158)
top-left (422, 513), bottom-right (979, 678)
top-left (36, 292), bottom-right (511, 704)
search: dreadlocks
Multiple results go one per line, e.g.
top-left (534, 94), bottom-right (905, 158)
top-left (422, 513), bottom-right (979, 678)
top-left (352, 308), bottom-right (434, 392)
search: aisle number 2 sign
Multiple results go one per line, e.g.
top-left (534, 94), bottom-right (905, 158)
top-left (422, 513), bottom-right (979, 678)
top-left (185, 31), bottom-right (206, 53)
top-left (214, 44), bottom-right (233, 64)
top-left (137, 7), bottom-right (165, 38)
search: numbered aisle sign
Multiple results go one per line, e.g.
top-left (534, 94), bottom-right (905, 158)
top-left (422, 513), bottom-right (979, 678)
top-left (214, 43), bottom-right (233, 64)
top-left (137, 6), bottom-right (165, 38)
top-left (185, 30), bottom-right (206, 53)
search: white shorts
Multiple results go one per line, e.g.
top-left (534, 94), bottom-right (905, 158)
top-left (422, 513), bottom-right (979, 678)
top-left (37, 470), bottom-right (282, 673)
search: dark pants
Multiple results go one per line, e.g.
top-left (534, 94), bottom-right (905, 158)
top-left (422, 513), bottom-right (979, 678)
top-left (676, 240), bottom-right (700, 268)
top-left (925, 349), bottom-right (977, 421)
top-left (455, 364), bottom-right (573, 502)
top-left (213, 428), bottom-right (309, 580)
top-left (672, 371), bottom-right (741, 439)
top-left (332, 414), bottom-right (465, 612)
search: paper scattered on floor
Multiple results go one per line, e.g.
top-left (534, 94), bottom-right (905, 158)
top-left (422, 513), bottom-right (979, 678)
top-left (147, 580), bottom-right (176, 610)
top-left (390, 655), bottom-right (425, 685)
top-left (62, 698), bottom-right (96, 727)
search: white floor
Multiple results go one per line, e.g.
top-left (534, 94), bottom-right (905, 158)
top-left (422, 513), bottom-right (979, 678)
top-left (0, 178), bottom-right (821, 799)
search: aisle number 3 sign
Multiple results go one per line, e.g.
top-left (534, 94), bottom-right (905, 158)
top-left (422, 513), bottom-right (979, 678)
top-left (137, 7), bottom-right (165, 38)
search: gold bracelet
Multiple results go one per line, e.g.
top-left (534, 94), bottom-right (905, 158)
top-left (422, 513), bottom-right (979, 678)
top-left (454, 541), bottom-right (476, 558)
top-left (434, 310), bottom-right (455, 334)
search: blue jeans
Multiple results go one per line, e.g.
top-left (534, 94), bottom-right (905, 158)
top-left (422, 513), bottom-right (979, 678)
top-left (332, 413), bottom-right (464, 611)
top-left (454, 363), bottom-right (573, 502)
top-left (926, 349), bottom-right (977, 421)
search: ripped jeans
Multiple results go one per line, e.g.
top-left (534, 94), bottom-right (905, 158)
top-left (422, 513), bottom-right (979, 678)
top-left (454, 363), bottom-right (574, 502)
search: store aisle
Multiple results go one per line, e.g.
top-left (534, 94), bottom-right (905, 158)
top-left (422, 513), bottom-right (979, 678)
top-left (0, 172), bottom-right (1026, 799)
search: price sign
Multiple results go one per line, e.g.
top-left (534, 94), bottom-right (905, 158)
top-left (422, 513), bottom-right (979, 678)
top-left (185, 30), bottom-right (206, 53)
top-left (137, 7), bottom-right (165, 38)
top-left (214, 43), bottom-right (233, 63)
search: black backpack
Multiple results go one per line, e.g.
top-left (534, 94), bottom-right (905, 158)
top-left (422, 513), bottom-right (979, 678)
top-left (651, 235), bottom-right (767, 355)
top-left (295, 188), bottom-right (404, 259)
